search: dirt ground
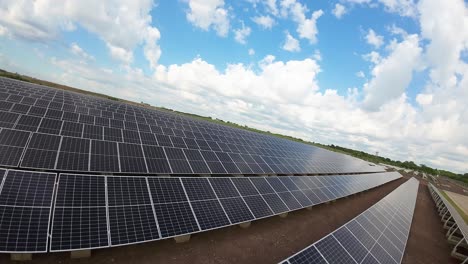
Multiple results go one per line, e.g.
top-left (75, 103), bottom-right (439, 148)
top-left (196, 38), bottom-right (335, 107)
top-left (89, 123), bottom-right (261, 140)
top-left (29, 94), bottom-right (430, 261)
top-left (400, 173), bottom-right (459, 264)
top-left (0, 175), bottom-right (460, 264)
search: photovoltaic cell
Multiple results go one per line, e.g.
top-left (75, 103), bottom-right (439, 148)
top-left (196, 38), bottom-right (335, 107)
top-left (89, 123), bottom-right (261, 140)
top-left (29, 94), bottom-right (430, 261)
top-left (21, 133), bottom-right (61, 169)
top-left (209, 178), bottom-right (240, 198)
top-left (0, 129), bottom-right (30, 166)
top-left (243, 195), bottom-right (273, 218)
top-left (288, 246), bottom-right (327, 264)
top-left (109, 205), bottom-right (159, 246)
top-left (0, 170), bottom-right (56, 207)
top-left (152, 202), bottom-right (199, 238)
top-left (51, 207), bottom-right (108, 251)
top-left (315, 235), bottom-right (356, 263)
top-left (219, 197), bottom-right (254, 224)
top-left (0, 170), bottom-right (56, 253)
top-left (190, 200), bottom-right (230, 230)
top-left (181, 177), bottom-right (217, 201)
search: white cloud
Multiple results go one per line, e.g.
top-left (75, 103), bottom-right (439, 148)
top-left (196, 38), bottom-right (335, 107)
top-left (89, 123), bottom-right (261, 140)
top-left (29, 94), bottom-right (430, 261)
top-left (356, 71), bottom-right (365, 78)
top-left (343, 0), bottom-right (417, 17)
top-left (185, 0), bottom-right (230, 37)
top-left (70, 43), bottom-right (94, 61)
top-left (266, 0), bottom-right (279, 15)
top-left (332, 4), bottom-right (347, 19)
top-left (279, 1), bottom-right (323, 44)
top-left (366, 29), bottom-right (384, 48)
top-left (379, 0), bottom-right (417, 17)
top-left (418, 0), bottom-right (468, 88)
top-left (0, 25), bottom-right (7, 36)
top-left (234, 23), bottom-right (251, 44)
top-left (2, 0), bottom-right (468, 176)
top-left (107, 43), bottom-right (133, 65)
top-left (363, 34), bottom-right (422, 110)
top-left (0, 0), bottom-right (161, 68)
top-left (312, 49), bottom-right (321, 61)
top-left (252, 15), bottom-right (275, 29)
top-left (363, 51), bottom-right (381, 64)
top-left (283, 31), bottom-right (300, 52)
top-left (297, 10), bottom-right (323, 44)
top-left (248, 48), bottom-right (255, 55)
top-left (416, 93), bottom-right (433, 105)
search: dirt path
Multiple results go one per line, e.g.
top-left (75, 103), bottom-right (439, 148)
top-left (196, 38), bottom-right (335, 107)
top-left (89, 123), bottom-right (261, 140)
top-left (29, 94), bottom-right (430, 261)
top-left (402, 177), bottom-right (458, 264)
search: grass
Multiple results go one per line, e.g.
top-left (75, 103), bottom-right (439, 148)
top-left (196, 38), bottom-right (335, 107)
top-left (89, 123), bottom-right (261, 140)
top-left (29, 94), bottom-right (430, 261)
top-left (440, 190), bottom-right (468, 224)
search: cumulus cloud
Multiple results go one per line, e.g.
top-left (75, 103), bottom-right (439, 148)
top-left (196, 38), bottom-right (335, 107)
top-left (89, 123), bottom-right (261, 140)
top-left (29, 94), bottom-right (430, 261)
top-left (366, 29), bottom-right (384, 48)
top-left (2, 0), bottom-right (468, 175)
top-left (343, 0), bottom-right (417, 17)
top-left (419, 0), bottom-right (468, 88)
top-left (282, 31), bottom-right (300, 52)
top-left (234, 23), bottom-right (251, 44)
top-left (0, 0), bottom-right (161, 68)
top-left (70, 43), bottom-right (94, 61)
top-left (185, 0), bottom-right (230, 37)
top-left (252, 15), bottom-right (275, 29)
top-left (279, 0), bottom-right (323, 44)
top-left (332, 4), bottom-right (347, 19)
top-left (248, 48), bottom-right (255, 55)
top-left (416, 93), bottom-right (433, 105)
top-left (356, 71), bottom-right (365, 78)
top-left (363, 34), bottom-right (422, 110)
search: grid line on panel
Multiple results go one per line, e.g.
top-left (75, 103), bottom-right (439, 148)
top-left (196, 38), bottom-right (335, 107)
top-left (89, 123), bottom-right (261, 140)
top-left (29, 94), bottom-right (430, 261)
top-left (179, 178), bottom-right (201, 231)
top-left (0, 170), bottom-right (56, 253)
top-left (205, 177), bottom-right (233, 226)
top-left (145, 172), bottom-right (162, 238)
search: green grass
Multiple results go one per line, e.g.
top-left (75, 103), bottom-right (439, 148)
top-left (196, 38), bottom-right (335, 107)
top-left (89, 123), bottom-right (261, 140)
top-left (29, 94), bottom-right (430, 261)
top-left (440, 190), bottom-right (468, 224)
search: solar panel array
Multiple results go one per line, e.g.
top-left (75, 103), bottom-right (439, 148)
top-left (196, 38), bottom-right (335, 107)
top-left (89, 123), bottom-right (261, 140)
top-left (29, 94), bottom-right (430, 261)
top-left (428, 183), bottom-right (468, 261)
top-left (280, 177), bottom-right (418, 264)
top-left (0, 77), bottom-right (383, 175)
top-left (0, 169), bottom-right (401, 253)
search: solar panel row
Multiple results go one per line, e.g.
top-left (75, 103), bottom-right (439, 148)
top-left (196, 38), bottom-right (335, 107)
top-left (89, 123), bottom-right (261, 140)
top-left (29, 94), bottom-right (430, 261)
top-left (428, 183), bottom-right (468, 260)
top-left (50, 172), bottom-right (400, 252)
top-left (0, 168), bottom-right (401, 253)
top-left (0, 77), bottom-right (383, 175)
top-left (281, 177), bottom-right (419, 264)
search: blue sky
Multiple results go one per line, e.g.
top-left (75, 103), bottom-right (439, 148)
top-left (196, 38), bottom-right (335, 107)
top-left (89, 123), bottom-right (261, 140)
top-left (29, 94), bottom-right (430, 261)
top-left (0, 0), bottom-right (467, 173)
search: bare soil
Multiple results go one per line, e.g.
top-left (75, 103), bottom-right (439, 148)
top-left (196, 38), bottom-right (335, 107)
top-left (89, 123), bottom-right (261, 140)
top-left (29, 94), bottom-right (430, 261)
top-left (401, 173), bottom-right (458, 264)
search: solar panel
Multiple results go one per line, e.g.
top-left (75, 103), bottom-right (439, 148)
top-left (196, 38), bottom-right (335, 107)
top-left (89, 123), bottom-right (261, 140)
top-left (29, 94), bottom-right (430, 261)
top-left (0, 129), bottom-right (30, 167)
top-left (107, 177), bottom-right (159, 246)
top-left (0, 170), bottom-right (56, 253)
top-left (280, 178), bottom-right (419, 264)
top-left (51, 174), bottom-right (108, 251)
top-left (219, 197), bottom-right (254, 224)
top-left (21, 133), bottom-right (61, 169)
top-left (0, 77), bottom-right (386, 176)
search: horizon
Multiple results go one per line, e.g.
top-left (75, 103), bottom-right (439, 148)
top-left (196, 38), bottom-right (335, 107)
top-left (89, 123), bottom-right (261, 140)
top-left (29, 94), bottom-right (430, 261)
top-left (0, 0), bottom-right (467, 173)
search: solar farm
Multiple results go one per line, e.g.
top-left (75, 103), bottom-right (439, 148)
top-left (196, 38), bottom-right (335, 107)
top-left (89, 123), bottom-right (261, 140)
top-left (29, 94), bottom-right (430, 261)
top-left (0, 77), bottom-right (466, 263)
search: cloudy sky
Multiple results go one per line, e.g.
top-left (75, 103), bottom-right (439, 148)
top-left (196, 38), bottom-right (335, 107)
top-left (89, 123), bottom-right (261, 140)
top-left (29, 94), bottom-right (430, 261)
top-left (0, 0), bottom-right (467, 173)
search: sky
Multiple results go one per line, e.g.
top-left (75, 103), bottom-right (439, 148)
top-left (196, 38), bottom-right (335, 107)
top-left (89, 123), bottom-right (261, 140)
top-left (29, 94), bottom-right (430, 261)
top-left (0, 0), bottom-right (467, 173)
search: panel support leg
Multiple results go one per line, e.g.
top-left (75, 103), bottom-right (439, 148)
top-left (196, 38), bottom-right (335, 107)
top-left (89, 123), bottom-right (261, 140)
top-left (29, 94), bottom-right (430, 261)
top-left (279, 212), bottom-right (288, 218)
top-left (11, 253), bottom-right (32, 261)
top-left (70, 249), bottom-right (91, 259)
top-left (239, 221), bottom-right (251, 229)
top-left (174, 234), bottom-right (191, 243)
